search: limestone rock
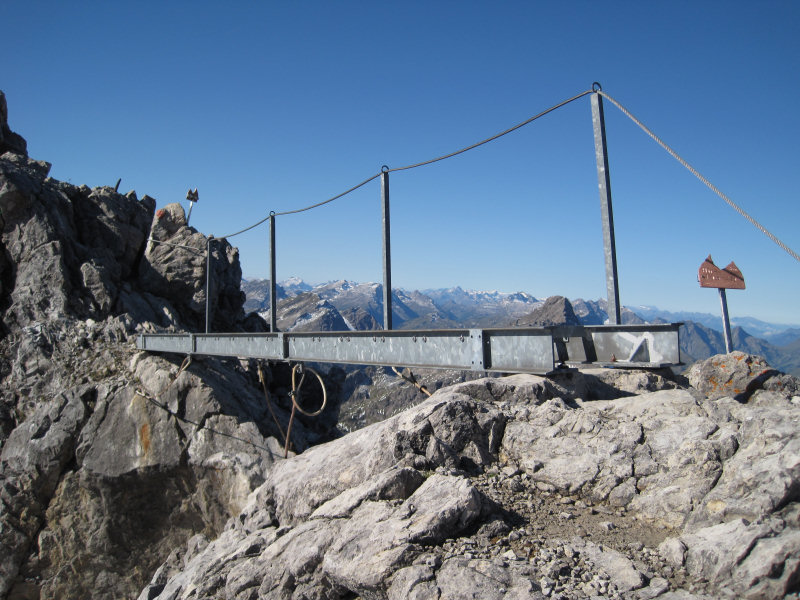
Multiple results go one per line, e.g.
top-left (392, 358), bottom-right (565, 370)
top-left (687, 351), bottom-right (785, 401)
top-left (0, 387), bottom-right (91, 597)
top-left (0, 112), bottom-right (305, 599)
top-left (0, 91), bottom-right (27, 156)
top-left (139, 202), bottom-right (245, 331)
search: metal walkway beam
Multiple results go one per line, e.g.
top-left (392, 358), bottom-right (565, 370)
top-left (137, 323), bottom-right (681, 375)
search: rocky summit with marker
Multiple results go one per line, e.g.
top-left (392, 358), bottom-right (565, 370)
top-left (3, 91), bottom-right (800, 600)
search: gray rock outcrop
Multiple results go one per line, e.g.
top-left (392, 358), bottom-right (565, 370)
top-left (141, 361), bottom-right (800, 600)
top-left (0, 91), bottom-right (27, 156)
top-left (0, 91), bottom-right (317, 599)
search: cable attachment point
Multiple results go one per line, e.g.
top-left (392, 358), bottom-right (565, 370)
top-left (381, 165), bottom-right (390, 173)
top-left (592, 82), bottom-right (602, 92)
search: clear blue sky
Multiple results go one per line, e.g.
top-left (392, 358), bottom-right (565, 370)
top-left (3, 1), bottom-right (799, 325)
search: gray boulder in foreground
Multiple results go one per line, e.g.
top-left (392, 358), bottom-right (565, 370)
top-left (140, 358), bottom-right (800, 600)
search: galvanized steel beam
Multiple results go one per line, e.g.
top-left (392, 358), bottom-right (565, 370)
top-left (137, 323), bottom-right (681, 375)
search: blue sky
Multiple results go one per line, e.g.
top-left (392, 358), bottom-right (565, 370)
top-left (3, 1), bottom-right (799, 325)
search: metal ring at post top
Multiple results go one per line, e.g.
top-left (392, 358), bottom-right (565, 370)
top-left (592, 82), bottom-right (602, 92)
top-left (270, 210), bottom-right (276, 217)
top-left (381, 165), bottom-right (390, 173)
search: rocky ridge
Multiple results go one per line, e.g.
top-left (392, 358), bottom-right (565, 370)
top-left (0, 93), bottom-right (328, 599)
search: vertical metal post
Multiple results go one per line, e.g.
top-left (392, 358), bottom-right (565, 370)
top-left (719, 288), bottom-right (733, 353)
top-left (269, 212), bottom-right (278, 332)
top-left (591, 85), bottom-right (621, 325)
top-left (205, 237), bottom-right (212, 333)
top-left (381, 166), bottom-right (393, 330)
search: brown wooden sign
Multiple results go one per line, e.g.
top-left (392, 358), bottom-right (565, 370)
top-left (698, 255), bottom-right (745, 290)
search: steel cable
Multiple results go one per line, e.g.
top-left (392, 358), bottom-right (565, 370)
top-left (147, 237), bottom-right (205, 255)
top-left (213, 89), bottom-right (594, 240)
top-left (598, 91), bottom-right (800, 264)
top-left (388, 89), bottom-right (594, 173)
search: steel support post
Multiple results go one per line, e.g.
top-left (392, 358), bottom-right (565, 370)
top-left (205, 238), bottom-right (212, 333)
top-left (591, 90), bottom-right (621, 325)
top-left (719, 288), bottom-right (733, 353)
top-left (381, 168), bottom-right (393, 330)
top-left (269, 212), bottom-right (278, 332)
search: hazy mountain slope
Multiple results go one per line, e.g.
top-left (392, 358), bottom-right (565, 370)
top-left (241, 278), bottom-right (286, 313)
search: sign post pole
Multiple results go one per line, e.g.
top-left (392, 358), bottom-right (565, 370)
top-left (697, 255), bottom-right (745, 354)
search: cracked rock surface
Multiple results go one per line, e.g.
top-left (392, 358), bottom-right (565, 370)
top-left (141, 367), bottom-right (800, 600)
top-left (0, 117), bottom-right (325, 599)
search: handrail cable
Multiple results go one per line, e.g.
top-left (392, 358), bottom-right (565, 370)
top-left (215, 88), bottom-right (594, 240)
top-left (147, 237), bottom-right (204, 255)
top-left (389, 88), bottom-right (593, 172)
top-left (598, 90), bottom-right (800, 264)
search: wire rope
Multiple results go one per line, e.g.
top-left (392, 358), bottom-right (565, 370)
top-left (598, 91), bottom-right (800, 264)
top-left (147, 237), bottom-right (205, 255)
top-left (389, 89), bottom-right (593, 173)
top-left (213, 89), bottom-right (594, 239)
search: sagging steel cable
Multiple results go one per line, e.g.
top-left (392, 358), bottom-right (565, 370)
top-left (598, 90), bottom-right (800, 264)
top-left (136, 358), bottom-right (329, 459)
top-left (213, 89), bottom-right (594, 240)
top-left (388, 88), bottom-right (594, 173)
top-left (215, 174), bottom-right (383, 239)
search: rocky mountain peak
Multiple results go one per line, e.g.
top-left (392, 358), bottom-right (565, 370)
top-left (516, 295), bottom-right (582, 327)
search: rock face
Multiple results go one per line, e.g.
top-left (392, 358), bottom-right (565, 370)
top-left (138, 364), bottom-right (800, 599)
top-left (274, 291), bottom-right (350, 332)
top-left (0, 92), bottom-right (324, 600)
top-left (0, 91), bottom-right (27, 156)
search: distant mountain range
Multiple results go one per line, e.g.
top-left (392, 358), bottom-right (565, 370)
top-left (241, 278), bottom-right (800, 376)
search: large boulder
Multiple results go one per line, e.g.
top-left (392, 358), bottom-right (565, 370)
top-left (138, 203), bottom-right (245, 331)
top-left (687, 351), bottom-right (800, 402)
top-left (139, 391), bottom-right (506, 599)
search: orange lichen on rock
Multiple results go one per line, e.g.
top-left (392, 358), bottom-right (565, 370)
top-left (140, 423), bottom-right (151, 455)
